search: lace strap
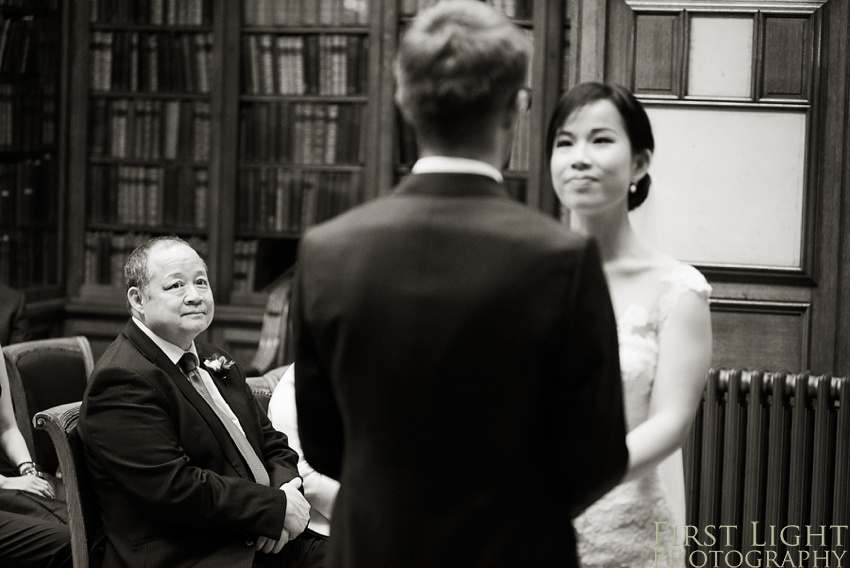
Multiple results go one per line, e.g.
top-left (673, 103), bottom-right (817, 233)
top-left (657, 264), bottom-right (711, 331)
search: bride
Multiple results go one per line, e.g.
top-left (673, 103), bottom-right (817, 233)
top-left (547, 82), bottom-right (713, 567)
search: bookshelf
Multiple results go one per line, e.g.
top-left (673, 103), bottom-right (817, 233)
top-left (62, 0), bottom-right (567, 362)
top-left (70, 0), bottom-right (214, 301)
top-left (0, 0), bottom-right (64, 301)
top-left (233, 0), bottom-right (371, 303)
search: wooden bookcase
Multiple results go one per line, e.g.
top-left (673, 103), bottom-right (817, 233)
top-left (232, 0), bottom-right (372, 304)
top-left (0, 0), bottom-right (66, 307)
top-left (62, 0), bottom-right (569, 362)
top-left (70, 0), bottom-right (215, 300)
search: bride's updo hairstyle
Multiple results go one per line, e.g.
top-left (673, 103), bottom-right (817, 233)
top-left (546, 82), bottom-right (655, 211)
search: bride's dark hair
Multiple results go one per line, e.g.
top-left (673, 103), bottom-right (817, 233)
top-left (546, 82), bottom-right (655, 211)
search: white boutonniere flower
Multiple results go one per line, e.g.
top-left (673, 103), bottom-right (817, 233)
top-left (203, 354), bottom-right (236, 379)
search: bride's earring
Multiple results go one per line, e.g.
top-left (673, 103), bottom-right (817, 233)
top-left (628, 183), bottom-right (637, 194)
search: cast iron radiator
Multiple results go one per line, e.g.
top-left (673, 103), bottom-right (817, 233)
top-left (681, 368), bottom-right (850, 564)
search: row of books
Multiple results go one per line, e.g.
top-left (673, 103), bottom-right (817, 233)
top-left (90, 0), bottom-right (212, 26)
top-left (395, 110), bottom-right (530, 173)
top-left (507, 105), bottom-right (531, 173)
top-left (238, 167), bottom-right (363, 234)
top-left (0, 13), bottom-right (54, 76)
top-left (240, 102), bottom-right (364, 165)
top-left (0, 83), bottom-right (56, 149)
top-left (243, 0), bottom-right (369, 27)
top-left (0, 0), bottom-right (59, 9)
top-left (87, 164), bottom-right (208, 229)
top-left (0, 229), bottom-right (57, 288)
top-left (400, 0), bottom-right (532, 18)
top-left (232, 239), bottom-right (259, 294)
top-left (90, 31), bottom-right (213, 94)
top-left (0, 157), bottom-right (53, 229)
top-left (88, 98), bottom-right (211, 161)
top-left (242, 33), bottom-right (367, 97)
top-left (84, 231), bottom-right (208, 287)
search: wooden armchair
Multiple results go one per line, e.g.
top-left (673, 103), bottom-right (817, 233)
top-left (3, 336), bottom-right (94, 475)
top-left (33, 401), bottom-right (93, 568)
top-left (247, 267), bottom-right (296, 376)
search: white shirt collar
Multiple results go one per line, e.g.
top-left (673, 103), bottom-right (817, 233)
top-left (132, 317), bottom-right (198, 365)
top-left (411, 156), bottom-right (503, 183)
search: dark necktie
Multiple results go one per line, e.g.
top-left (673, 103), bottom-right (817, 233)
top-left (178, 353), bottom-right (270, 486)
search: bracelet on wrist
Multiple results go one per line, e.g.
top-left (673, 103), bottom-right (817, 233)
top-left (17, 461), bottom-right (42, 478)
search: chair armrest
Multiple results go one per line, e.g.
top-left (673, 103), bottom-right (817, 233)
top-left (33, 402), bottom-right (81, 434)
top-left (33, 401), bottom-right (91, 568)
top-left (246, 364), bottom-right (290, 396)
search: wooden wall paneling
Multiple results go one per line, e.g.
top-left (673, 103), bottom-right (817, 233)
top-left (567, 0), bottom-right (607, 85)
top-left (65, 0), bottom-right (92, 297)
top-left (210, 0), bottom-right (238, 303)
top-left (759, 15), bottom-right (811, 101)
top-left (592, 1), bottom-right (850, 374)
top-left (526, 0), bottom-right (566, 216)
top-left (363, 0), bottom-right (385, 200)
top-left (55, 1), bottom-right (71, 298)
top-left (812, 0), bottom-right (848, 374)
top-left (377, 1), bottom-right (396, 196)
top-left (710, 300), bottom-right (810, 372)
top-left (829, 0), bottom-right (850, 376)
top-left (605, 0), bottom-right (636, 89)
top-left (634, 12), bottom-right (682, 97)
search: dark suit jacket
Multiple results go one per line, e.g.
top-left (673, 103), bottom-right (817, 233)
top-left (0, 284), bottom-right (30, 345)
top-left (78, 320), bottom-right (301, 568)
top-left (294, 173), bottom-right (629, 568)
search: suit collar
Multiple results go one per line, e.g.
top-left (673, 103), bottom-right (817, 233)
top-left (131, 317), bottom-right (197, 366)
top-left (411, 156), bottom-right (503, 182)
top-left (121, 320), bottom-right (256, 479)
top-left (394, 172), bottom-right (511, 199)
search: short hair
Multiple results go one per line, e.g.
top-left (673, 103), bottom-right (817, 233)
top-left (394, 0), bottom-right (531, 142)
top-left (125, 236), bottom-right (199, 292)
top-left (546, 82), bottom-right (655, 210)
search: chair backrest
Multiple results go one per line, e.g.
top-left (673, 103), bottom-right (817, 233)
top-left (3, 336), bottom-right (94, 474)
top-left (34, 401), bottom-right (94, 568)
top-left (246, 364), bottom-right (289, 416)
top-left (248, 267), bottom-right (295, 376)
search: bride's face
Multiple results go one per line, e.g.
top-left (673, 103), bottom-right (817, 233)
top-left (549, 99), bottom-right (644, 214)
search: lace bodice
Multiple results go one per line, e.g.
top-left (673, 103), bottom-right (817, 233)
top-left (575, 263), bottom-right (711, 567)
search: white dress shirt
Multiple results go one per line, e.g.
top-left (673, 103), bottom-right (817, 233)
top-left (411, 155), bottom-right (504, 183)
top-left (132, 317), bottom-right (246, 435)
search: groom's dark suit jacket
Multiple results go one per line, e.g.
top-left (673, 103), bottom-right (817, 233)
top-left (294, 173), bottom-right (629, 568)
top-left (78, 320), bottom-right (301, 568)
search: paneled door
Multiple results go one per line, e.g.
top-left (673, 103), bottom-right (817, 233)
top-left (568, 0), bottom-right (850, 375)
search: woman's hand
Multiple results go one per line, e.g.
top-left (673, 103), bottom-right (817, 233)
top-left (0, 473), bottom-right (55, 498)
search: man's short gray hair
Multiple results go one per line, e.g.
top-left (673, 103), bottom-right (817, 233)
top-left (125, 236), bottom-right (195, 292)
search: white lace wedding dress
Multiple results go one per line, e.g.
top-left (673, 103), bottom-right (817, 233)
top-left (574, 263), bottom-right (711, 568)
